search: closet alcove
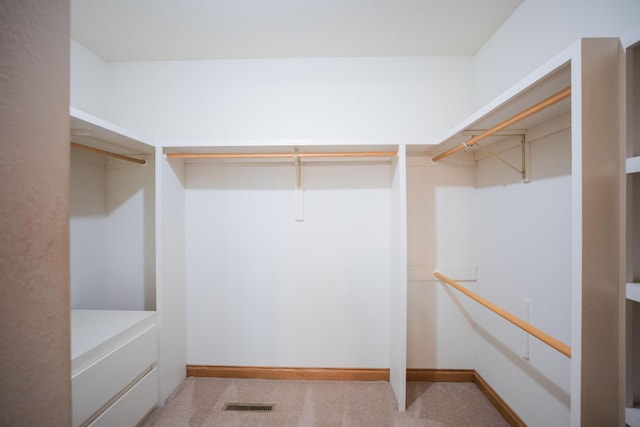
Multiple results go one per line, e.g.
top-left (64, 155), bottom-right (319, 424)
top-left (406, 37), bottom-right (622, 426)
top-left (69, 107), bottom-right (158, 427)
top-left (156, 143), bottom-right (408, 407)
top-left (70, 107), bottom-right (156, 311)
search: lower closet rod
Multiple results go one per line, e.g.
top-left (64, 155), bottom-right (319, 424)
top-left (165, 151), bottom-right (397, 159)
top-left (435, 271), bottom-right (571, 358)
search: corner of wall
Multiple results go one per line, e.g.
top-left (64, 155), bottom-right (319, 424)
top-left (472, 0), bottom-right (640, 109)
top-left (70, 39), bottom-right (109, 117)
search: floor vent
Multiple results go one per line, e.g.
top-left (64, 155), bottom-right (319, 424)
top-left (223, 403), bottom-right (275, 412)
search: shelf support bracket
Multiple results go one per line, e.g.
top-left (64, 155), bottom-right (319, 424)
top-left (293, 150), bottom-right (302, 188)
top-left (474, 135), bottom-right (530, 183)
top-left (293, 150), bottom-right (304, 221)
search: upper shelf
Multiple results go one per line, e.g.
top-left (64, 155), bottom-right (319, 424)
top-left (70, 107), bottom-right (155, 155)
top-left (628, 157), bottom-right (640, 174)
top-left (424, 46), bottom-right (572, 158)
top-left (627, 283), bottom-right (640, 304)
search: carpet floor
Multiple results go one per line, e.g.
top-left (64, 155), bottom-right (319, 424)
top-left (141, 378), bottom-right (510, 426)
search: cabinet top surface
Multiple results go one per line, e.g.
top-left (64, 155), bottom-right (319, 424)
top-left (71, 309), bottom-right (156, 362)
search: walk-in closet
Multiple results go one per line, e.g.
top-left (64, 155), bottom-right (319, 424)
top-left (65, 35), bottom-right (633, 426)
top-left (4, 2), bottom-right (636, 426)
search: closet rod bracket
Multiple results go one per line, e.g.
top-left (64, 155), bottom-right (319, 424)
top-left (475, 135), bottom-right (530, 183)
top-left (293, 150), bottom-right (302, 187)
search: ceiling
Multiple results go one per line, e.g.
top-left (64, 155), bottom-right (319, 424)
top-left (71, 0), bottom-right (523, 62)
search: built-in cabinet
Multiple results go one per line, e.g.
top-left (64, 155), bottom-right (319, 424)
top-left (71, 310), bottom-right (157, 427)
top-left (69, 108), bottom-right (158, 426)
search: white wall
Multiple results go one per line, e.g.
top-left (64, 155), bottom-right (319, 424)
top-left (406, 155), bottom-right (476, 369)
top-left (70, 0), bottom-right (640, 141)
top-left (70, 40), bottom-right (109, 118)
top-left (70, 150), bottom-right (107, 308)
top-left (184, 161), bottom-right (391, 368)
top-left (474, 0), bottom-right (640, 107)
top-left (105, 155), bottom-right (156, 310)
top-left (102, 56), bottom-right (474, 144)
top-left (473, 125), bottom-right (572, 425)
top-left (0, 1), bottom-right (71, 425)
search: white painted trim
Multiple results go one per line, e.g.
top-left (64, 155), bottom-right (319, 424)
top-left (389, 144), bottom-right (408, 411)
top-left (626, 407), bottom-right (640, 427)
top-left (155, 152), bottom-right (187, 405)
top-left (627, 157), bottom-right (640, 174)
top-left (627, 283), bottom-right (640, 303)
top-left (157, 138), bottom-right (424, 149)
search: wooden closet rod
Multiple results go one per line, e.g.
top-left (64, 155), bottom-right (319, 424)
top-left (432, 86), bottom-right (572, 163)
top-left (165, 151), bottom-right (397, 160)
top-left (435, 271), bottom-right (571, 358)
top-left (71, 142), bottom-right (147, 165)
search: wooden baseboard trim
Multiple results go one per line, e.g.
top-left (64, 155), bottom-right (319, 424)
top-left (187, 365), bottom-right (390, 381)
top-left (406, 368), bottom-right (475, 382)
top-left (473, 372), bottom-right (526, 427)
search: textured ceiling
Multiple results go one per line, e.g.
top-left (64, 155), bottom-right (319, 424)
top-left (71, 0), bottom-right (523, 61)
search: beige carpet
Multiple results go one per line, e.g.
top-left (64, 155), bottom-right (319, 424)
top-left (141, 378), bottom-right (510, 426)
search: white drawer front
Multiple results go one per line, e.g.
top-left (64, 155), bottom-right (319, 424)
top-left (89, 368), bottom-right (158, 427)
top-left (72, 326), bottom-right (157, 427)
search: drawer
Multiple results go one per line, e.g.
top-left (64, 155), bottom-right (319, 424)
top-left (72, 326), bottom-right (157, 427)
top-left (89, 367), bottom-right (158, 427)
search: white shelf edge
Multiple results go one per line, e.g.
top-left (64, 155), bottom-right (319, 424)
top-left (70, 107), bottom-right (152, 145)
top-left (627, 407), bottom-right (640, 427)
top-left (157, 138), bottom-right (424, 149)
top-left (627, 157), bottom-right (640, 174)
top-left (70, 107), bottom-right (155, 154)
top-left (627, 283), bottom-right (640, 303)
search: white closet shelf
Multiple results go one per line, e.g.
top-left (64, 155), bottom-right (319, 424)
top-left (627, 156), bottom-right (640, 174)
top-left (421, 49), bottom-right (572, 157)
top-left (627, 406), bottom-right (640, 427)
top-left (70, 107), bottom-right (154, 155)
top-left (627, 283), bottom-right (640, 303)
